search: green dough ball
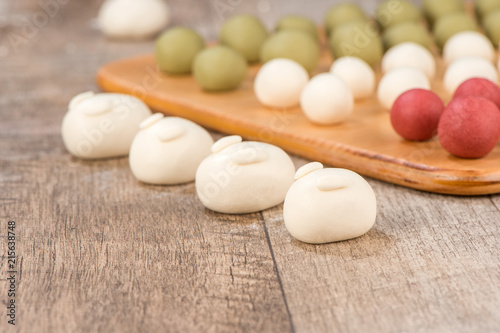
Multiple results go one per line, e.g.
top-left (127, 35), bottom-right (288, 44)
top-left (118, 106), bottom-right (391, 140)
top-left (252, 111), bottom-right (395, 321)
top-left (433, 13), bottom-right (478, 49)
top-left (155, 27), bottom-right (205, 75)
top-left (484, 10), bottom-right (500, 47)
top-left (324, 3), bottom-right (366, 35)
top-left (193, 46), bottom-right (248, 92)
top-left (382, 21), bottom-right (432, 50)
top-left (329, 20), bottom-right (383, 68)
top-left (219, 15), bottom-right (268, 63)
top-left (423, 0), bottom-right (465, 26)
top-left (476, 0), bottom-right (500, 21)
top-left (375, 0), bottom-right (422, 30)
top-left (260, 30), bottom-right (320, 73)
top-left (276, 15), bottom-right (319, 41)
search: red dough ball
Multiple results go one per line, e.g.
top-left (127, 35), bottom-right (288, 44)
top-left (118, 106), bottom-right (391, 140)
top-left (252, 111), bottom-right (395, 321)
top-left (453, 78), bottom-right (500, 109)
top-left (438, 96), bottom-right (500, 159)
top-left (390, 89), bottom-right (445, 141)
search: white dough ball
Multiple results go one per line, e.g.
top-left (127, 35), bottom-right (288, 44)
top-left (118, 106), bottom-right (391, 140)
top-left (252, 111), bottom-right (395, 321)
top-left (330, 56), bottom-right (375, 99)
top-left (300, 73), bottom-right (354, 125)
top-left (443, 31), bottom-right (495, 65)
top-left (377, 67), bottom-right (430, 109)
top-left (98, 0), bottom-right (170, 40)
top-left (444, 56), bottom-right (499, 94)
top-left (129, 114), bottom-right (214, 185)
top-left (382, 42), bottom-right (436, 79)
top-left (195, 136), bottom-right (296, 214)
top-left (254, 58), bottom-right (309, 108)
top-left (284, 162), bottom-right (377, 244)
top-left (61, 92), bottom-right (152, 159)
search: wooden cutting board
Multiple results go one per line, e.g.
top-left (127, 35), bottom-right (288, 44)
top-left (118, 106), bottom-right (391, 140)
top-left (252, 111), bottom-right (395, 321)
top-left (96, 50), bottom-right (500, 196)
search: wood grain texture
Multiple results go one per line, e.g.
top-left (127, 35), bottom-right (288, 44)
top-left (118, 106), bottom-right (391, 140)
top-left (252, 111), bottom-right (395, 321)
top-left (0, 0), bottom-right (499, 332)
top-left (263, 180), bottom-right (500, 332)
top-left (1, 151), bottom-right (291, 333)
top-left (96, 50), bottom-right (500, 196)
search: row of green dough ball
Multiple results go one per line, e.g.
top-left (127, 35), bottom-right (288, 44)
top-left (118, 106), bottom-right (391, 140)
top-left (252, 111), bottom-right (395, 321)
top-left (325, 0), bottom-right (499, 66)
top-left (325, 1), bottom-right (421, 33)
top-left (157, 14), bottom-right (322, 73)
top-left (326, 1), bottom-right (426, 68)
top-left (423, 0), bottom-right (499, 27)
top-left (326, 18), bottom-right (429, 69)
top-left (220, 14), bottom-right (319, 65)
top-left (422, 0), bottom-right (500, 48)
top-left (154, 27), bottom-right (248, 91)
top-left (221, 15), bottom-right (320, 73)
top-left (155, 15), bottom-right (322, 92)
top-left (478, 0), bottom-right (500, 47)
top-left (325, 2), bottom-right (423, 68)
top-left (424, 0), bottom-right (500, 49)
top-left (380, 11), bottom-right (477, 51)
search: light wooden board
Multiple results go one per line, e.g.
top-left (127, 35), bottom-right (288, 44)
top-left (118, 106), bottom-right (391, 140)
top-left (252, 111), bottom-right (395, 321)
top-left (96, 51), bottom-right (500, 196)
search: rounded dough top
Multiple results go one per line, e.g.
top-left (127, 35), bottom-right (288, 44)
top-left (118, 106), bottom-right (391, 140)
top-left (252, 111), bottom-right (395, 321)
top-left (129, 114), bottom-right (214, 185)
top-left (98, 0), bottom-right (170, 40)
top-left (61, 92), bottom-right (152, 159)
top-left (283, 163), bottom-right (377, 244)
top-left (196, 137), bottom-right (296, 214)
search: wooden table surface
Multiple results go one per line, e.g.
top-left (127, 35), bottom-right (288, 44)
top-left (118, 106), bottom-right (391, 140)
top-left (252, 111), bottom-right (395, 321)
top-left (1, 0), bottom-right (499, 332)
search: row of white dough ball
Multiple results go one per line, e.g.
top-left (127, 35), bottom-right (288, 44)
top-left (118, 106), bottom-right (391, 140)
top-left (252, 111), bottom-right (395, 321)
top-left (61, 91), bottom-right (377, 244)
top-left (378, 31), bottom-right (500, 108)
top-left (254, 57), bottom-right (370, 125)
top-left (255, 31), bottom-right (500, 119)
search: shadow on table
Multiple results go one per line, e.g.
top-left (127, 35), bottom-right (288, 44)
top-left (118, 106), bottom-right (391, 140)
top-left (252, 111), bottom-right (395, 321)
top-left (290, 228), bottom-right (396, 258)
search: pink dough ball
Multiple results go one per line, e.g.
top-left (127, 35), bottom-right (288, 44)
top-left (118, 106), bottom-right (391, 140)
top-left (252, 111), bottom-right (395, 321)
top-left (390, 89), bottom-right (445, 141)
top-left (438, 96), bottom-right (500, 159)
top-left (453, 77), bottom-right (500, 109)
